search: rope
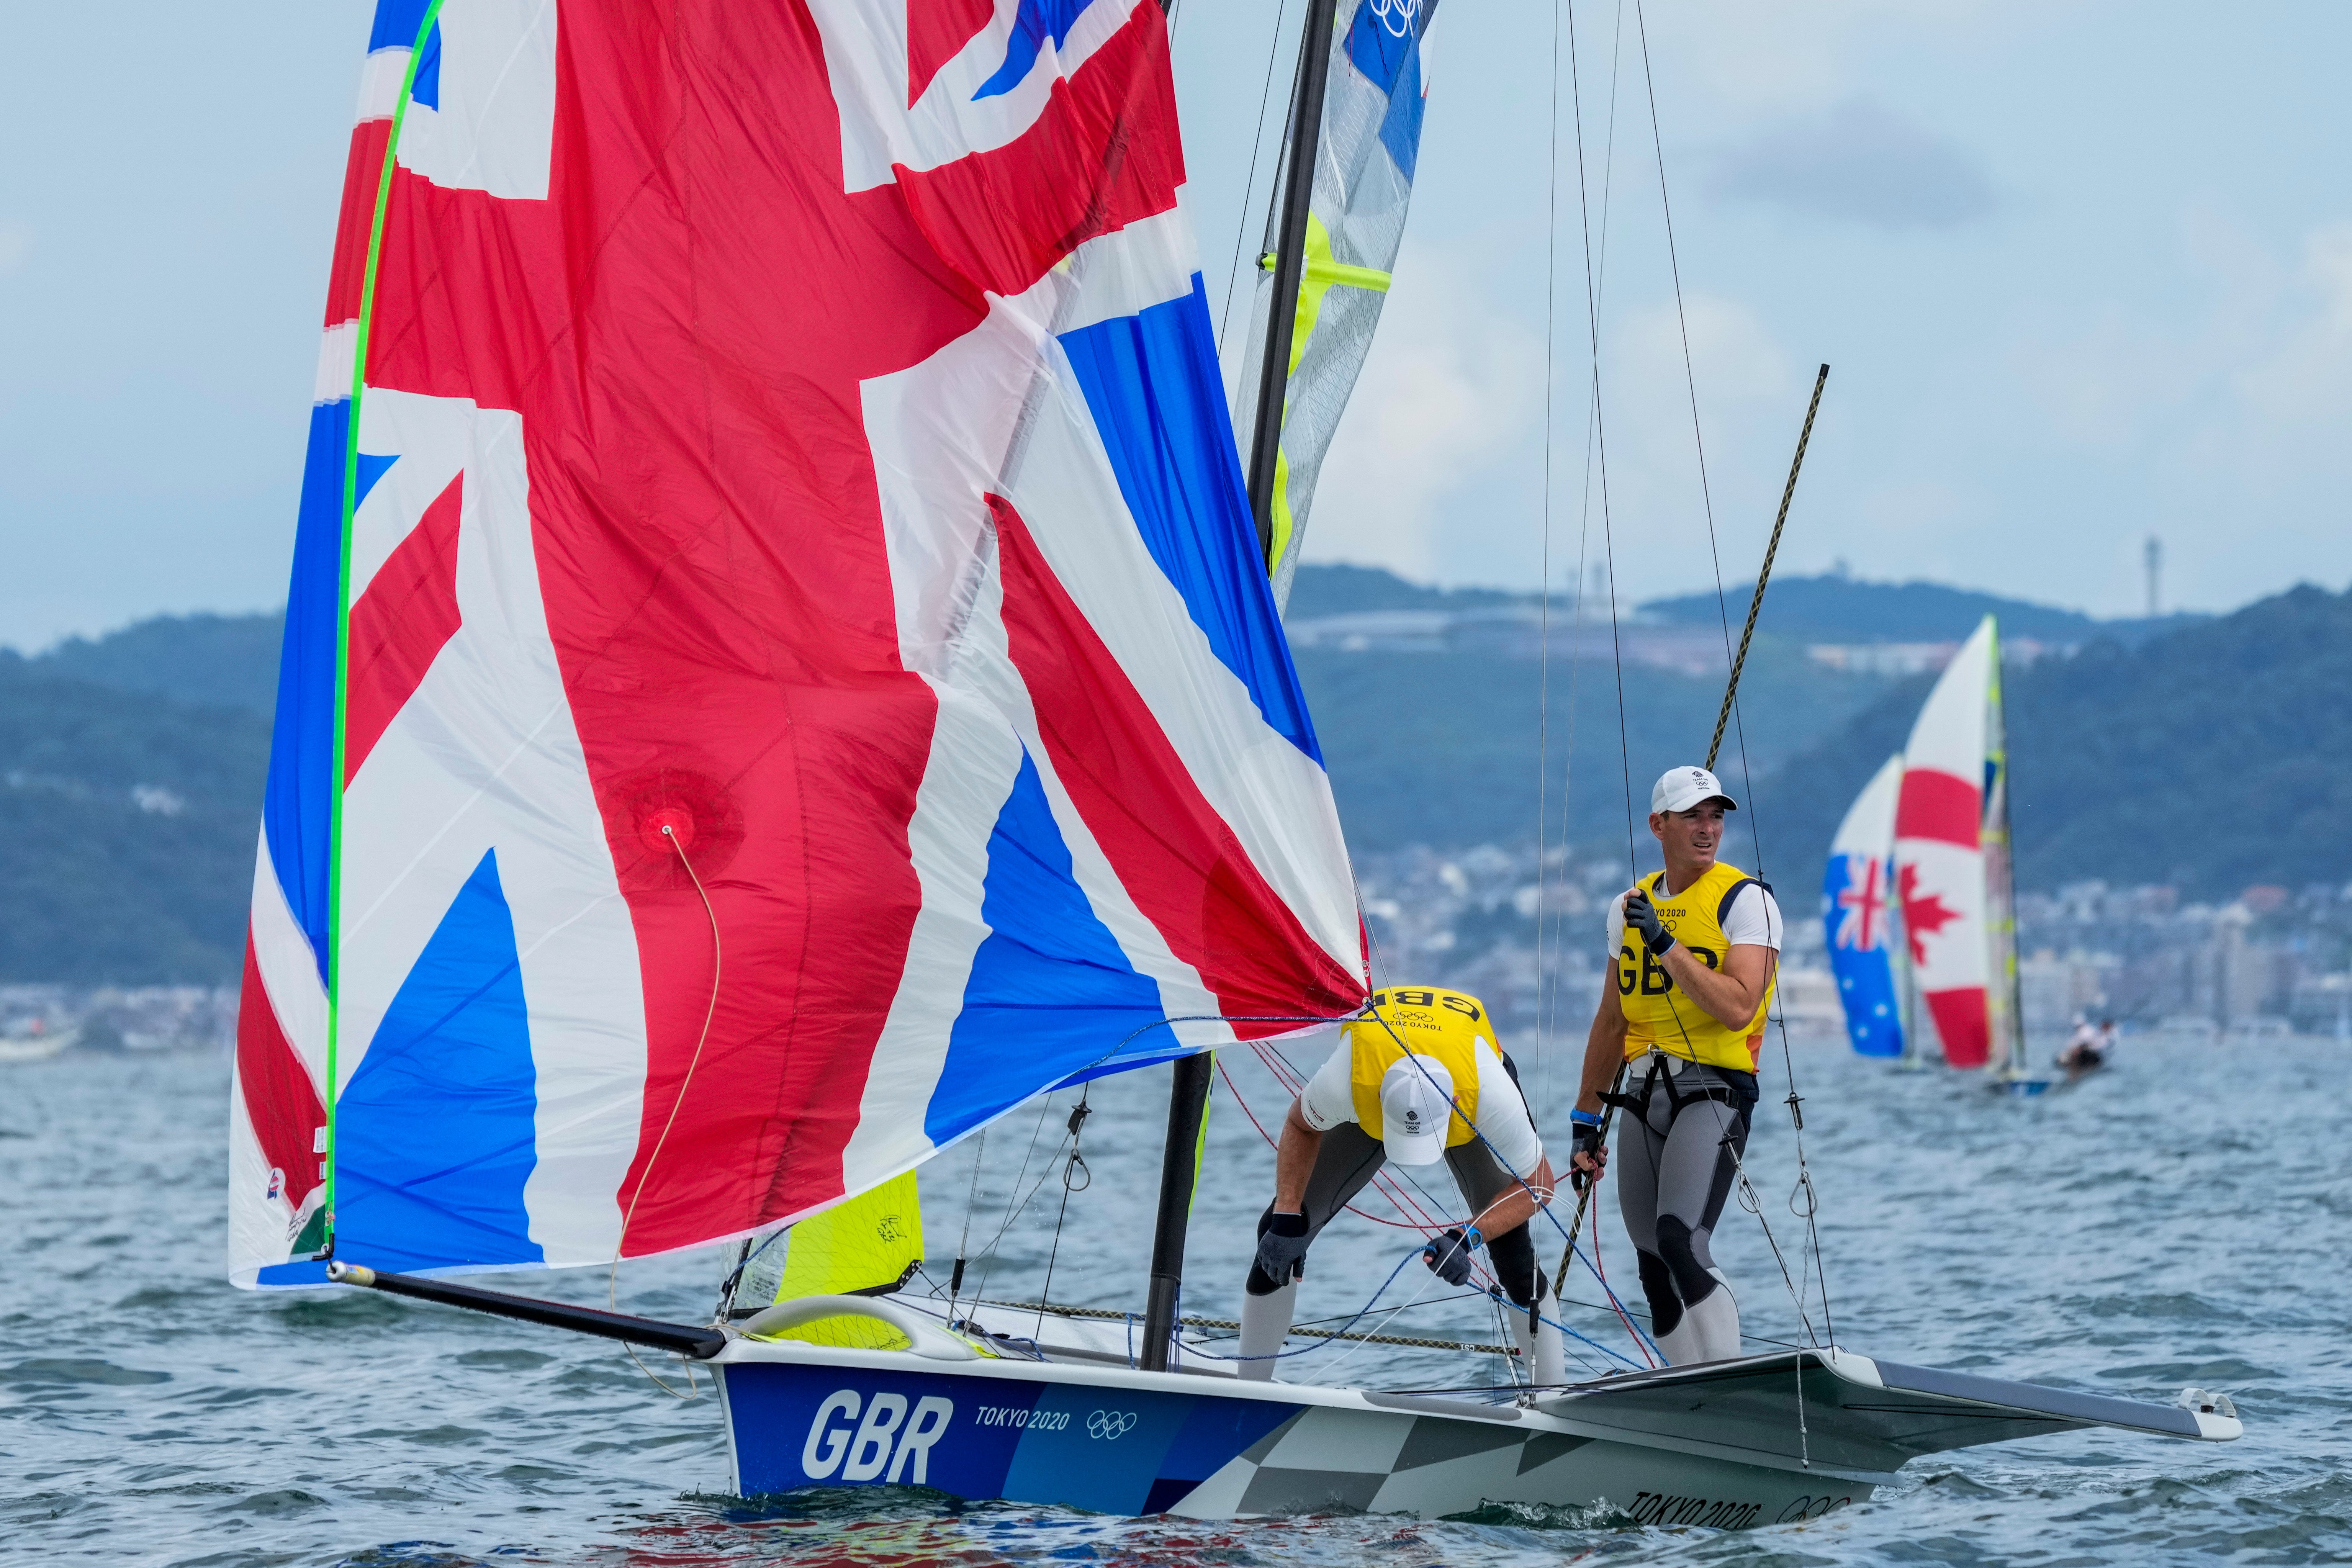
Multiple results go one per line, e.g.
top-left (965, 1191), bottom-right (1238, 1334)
top-left (1215, 0), bottom-right (1294, 359)
top-left (608, 825), bottom-right (723, 1400)
top-left (1702, 362), bottom-right (1828, 772)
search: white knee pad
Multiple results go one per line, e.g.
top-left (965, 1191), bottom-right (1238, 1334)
top-left (1237, 1283), bottom-right (1296, 1382)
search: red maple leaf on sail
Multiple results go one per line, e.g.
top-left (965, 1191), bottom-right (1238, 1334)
top-left (1898, 863), bottom-right (1961, 965)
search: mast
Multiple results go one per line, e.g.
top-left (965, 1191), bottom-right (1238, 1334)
top-left (1982, 619), bottom-right (2029, 1077)
top-left (1139, 0), bottom-right (1340, 1373)
top-left (1243, 0), bottom-right (1344, 567)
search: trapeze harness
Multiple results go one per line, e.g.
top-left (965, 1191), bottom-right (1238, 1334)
top-left (1607, 863), bottom-right (1776, 1358)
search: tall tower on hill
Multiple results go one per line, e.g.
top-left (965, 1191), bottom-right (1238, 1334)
top-left (2144, 535), bottom-right (2162, 618)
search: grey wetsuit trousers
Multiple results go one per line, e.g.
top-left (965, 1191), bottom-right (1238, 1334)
top-left (1245, 1124), bottom-right (1544, 1305)
top-left (1614, 1054), bottom-right (1757, 1344)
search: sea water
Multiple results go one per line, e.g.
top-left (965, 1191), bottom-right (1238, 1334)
top-left (3, 1033), bottom-right (2346, 1566)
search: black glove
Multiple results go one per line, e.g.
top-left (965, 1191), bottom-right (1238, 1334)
top-left (1254, 1210), bottom-right (1311, 1286)
top-left (1570, 1116), bottom-right (1606, 1192)
top-left (1422, 1226), bottom-right (1480, 1286)
top-left (1624, 888), bottom-right (1675, 956)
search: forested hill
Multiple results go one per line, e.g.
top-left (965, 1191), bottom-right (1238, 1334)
top-left (0, 575), bottom-right (2328, 981)
top-left (0, 650), bottom-right (268, 983)
top-left (1755, 582), bottom-right (2352, 901)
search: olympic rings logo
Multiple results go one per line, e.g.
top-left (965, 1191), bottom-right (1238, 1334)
top-left (1368, 0), bottom-right (1419, 39)
top-left (1087, 1409), bottom-right (1138, 1441)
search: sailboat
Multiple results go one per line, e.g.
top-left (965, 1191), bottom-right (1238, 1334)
top-left (1854, 616), bottom-right (2044, 1092)
top-left (1823, 754), bottom-right (1905, 1060)
top-left (232, 0), bottom-right (2234, 1527)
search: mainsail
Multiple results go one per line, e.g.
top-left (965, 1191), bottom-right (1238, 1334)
top-left (1233, 0), bottom-right (1440, 609)
top-left (230, 0), bottom-right (1368, 1289)
top-left (1894, 617), bottom-right (1996, 1069)
top-left (1825, 753), bottom-right (1905, 1059)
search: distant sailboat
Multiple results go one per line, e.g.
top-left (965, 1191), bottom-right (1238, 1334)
top-left (1824, 755), bottom-right (1904, 1058)
top-left (1887, 616), bottom-right (2041, 1090)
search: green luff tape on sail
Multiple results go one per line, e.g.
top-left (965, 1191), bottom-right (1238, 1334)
top-left (321, 0), bottom-right (446, 1256)
top-left (1262, 215), bottom-right (1390, 576)
top-left (1189, 1054), bottom-right (1213, 1216)
top-left (764, 1171), bottom-right (927, 1349)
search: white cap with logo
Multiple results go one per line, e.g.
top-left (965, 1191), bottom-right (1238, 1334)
top-left (1651, 764), bottom-right (1738, 815)
top-left (1377, 1054), bottom-right (1456, 1166)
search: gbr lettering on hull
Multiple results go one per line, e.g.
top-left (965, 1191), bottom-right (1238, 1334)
top-left (800, 1390), bottom-right (957, 1485)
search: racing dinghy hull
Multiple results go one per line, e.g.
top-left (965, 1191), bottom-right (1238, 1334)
top-left (710, 1334), bottom-right (2236, 1524)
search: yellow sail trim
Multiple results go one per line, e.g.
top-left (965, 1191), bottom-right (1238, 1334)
top-left (1261, 216), bottom-right (1391, 575)
top-left (763, 1170), bottom-right (925, 1349)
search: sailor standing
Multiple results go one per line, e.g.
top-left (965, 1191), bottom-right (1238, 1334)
top-left (1569, 766), bottom-right (1782, 1365)
top-left (1239, 985), bottom-right (1566, 1386)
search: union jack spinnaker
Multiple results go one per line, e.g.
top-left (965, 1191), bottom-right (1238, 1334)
top-left (230, 0), bottom-right (1368, 1288)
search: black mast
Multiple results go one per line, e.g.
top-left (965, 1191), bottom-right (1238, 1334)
top-left (1139, 0), bottom-right (1339, 1375)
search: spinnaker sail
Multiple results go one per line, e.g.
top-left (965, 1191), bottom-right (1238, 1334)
top-left (1894, 616), bottom-right (1995, 1069)
top-left (1232, 0), bottom-right (1441, 608)
top-left (1825, 753), bottom-right (1905, 1059)
top-left (230, 0), bottom-right (1368, 1289)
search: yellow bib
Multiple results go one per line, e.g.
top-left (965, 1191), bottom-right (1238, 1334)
top-left (1616, 862), bottom-right (1775, 1072)
top-left (1346, 986), bottom-right (1488, 1146)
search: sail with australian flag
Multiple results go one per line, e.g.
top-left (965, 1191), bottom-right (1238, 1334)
top-left (1825, 753), bottom-right (1905, 1058)
top-left (227, 0), bottom-right (1369, 1290)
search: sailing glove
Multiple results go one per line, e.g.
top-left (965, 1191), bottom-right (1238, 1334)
top-left (1624, 889), bottom-right (1675, 956)
top-left (1423, 1226), bottom-right (1481, 1286)
top-left (1569, 1112), bottom-right (1606, 1192)
top-left (1254, 1210), bottom-right (1312, 1285)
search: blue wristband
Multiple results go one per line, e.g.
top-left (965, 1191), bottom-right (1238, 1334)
top-left (1570, 1109), bottom-right (1602, 1128)
top-left (1462, 1225), bottom-right (1482, 1250)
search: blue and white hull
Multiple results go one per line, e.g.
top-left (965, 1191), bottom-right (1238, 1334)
top-left (709, 1331), bottom-right (2236, 1525)
top-left (711, 1341), bottom-right (1876, 1525)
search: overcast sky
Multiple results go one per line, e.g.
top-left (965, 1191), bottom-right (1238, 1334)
top-left (2, 1), bottom-right (2346, 647)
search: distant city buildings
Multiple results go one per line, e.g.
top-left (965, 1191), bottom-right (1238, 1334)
top-left (1356, 846), bottom-right (2352, 1051)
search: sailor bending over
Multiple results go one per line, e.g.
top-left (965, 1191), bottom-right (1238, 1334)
top-left (1241, 986), bottom-right (1565, 1385)
top-left (1570, 766), bottom-right (1782, 1366)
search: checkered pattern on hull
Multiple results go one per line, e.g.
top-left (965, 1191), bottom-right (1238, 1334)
top-left (1169, 1401), bottom-right (1866, 1525)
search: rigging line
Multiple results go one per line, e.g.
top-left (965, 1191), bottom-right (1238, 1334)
top-left (1535, 0), bottom-right (1626, 1061)
top-left (1034, 1090), bottom-right (1092, 1336)
top-left (1529, 0), bottom-right (1567, 1075)
top-left (947, 1125), bottom-right (989, 1314)
top-left (1627, 0), bottom-right (1834, 1307)
top-left (1216, 0), bottom-right (1295, 360)
top-left (964, 1088), bottom-right (1064, 1309)
top-left (1561, 0), bottom-right (1638, 881)
top-left (1356, 1006), bottom-right (1658, 1361)
top-left (1243, 1034), bottom-right (1464, 1242)
top-left (607, 824), bottom-right (723, 1401)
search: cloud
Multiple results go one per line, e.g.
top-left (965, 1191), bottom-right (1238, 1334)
top-left (1705, 98), bottom-right (1996, 231)
top-left (1296, 241), bottom-right (1544, 583)
top-left (0, 226), bottom-right (30, 275)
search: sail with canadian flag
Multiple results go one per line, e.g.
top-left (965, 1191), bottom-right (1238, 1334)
top-left (229, 0), bottom-right (1368, 1288)
top-left (1893, 617), bottom-right (1997, 1069)
top-left (1825, 754), bottom-right (1905, 1059)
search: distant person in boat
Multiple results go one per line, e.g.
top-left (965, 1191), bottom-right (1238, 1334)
top-left (2060, 1018), bottom-right (2114, 1072)
top-left (1241, 985), bottom-right (1566, 1386)
top-left (1568, 765), bottom-right (1781, 1367)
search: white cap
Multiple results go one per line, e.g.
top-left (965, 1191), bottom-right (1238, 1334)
top-left (1378, 1054), bottom-right (1456, 1166)
top-left (1651, 764), bottom-right (1738, 815)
